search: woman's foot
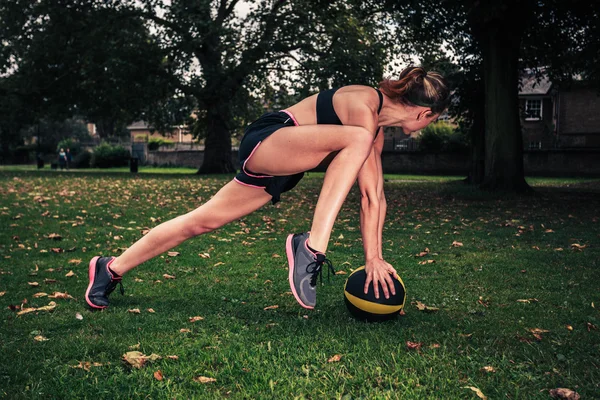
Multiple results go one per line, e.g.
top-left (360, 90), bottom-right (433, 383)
top-left (85, 256), bottom-right (124, 309)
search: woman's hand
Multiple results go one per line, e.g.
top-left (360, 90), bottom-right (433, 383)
top-left (364, 258), bottom-right (398, 299)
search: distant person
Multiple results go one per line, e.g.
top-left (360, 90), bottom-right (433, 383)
top-left (66, 148), bottom-right (72, 170)
top-left (58, 148), bottom-right (67, 170)
top-left (85, 67), bottom-right (450, 311)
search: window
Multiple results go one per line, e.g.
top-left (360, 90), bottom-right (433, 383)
top-left (525, 99), bottom-right (543, 120)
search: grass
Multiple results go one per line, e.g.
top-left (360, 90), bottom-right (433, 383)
top-left (0, 169), bottom-right (599, 399)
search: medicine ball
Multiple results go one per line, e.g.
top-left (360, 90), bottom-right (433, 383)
top-left (343, 266), bottom-right (406, 322)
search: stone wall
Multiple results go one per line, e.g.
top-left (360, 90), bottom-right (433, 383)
top-left (146, 149), bottom-right (600, 177)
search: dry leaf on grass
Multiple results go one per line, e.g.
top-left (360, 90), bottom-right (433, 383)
top-left (147, 308), bottom-right (156, 313)
top-left (167, 251), bottom-right (180, 257)
top-left (33, 335), bottom-right (48, 342)
top-left (180, 328), bottom-right (191, 333)
top-left (153, 370), bottom-right (164, 381)
top-left (193, 376), bottom-right (216, 384)
top-left (71, 361), bottom-right (105, 372)
top-left (128, 308), bottom-right (141, 314)
top-left (327, 354), bottom-right (343, 363)
top-left (122, 351), bottom-right (161, 369)
top-left (263, 305), bottom-right (279, 311)
top-left (17, 301), bottom-right (57, 316)
top-left (33, 292), bottom-right (48, 298)
top-left (0, 291), bottom-right (6, 297)
top-left (451, 241), bottom-right (464, 247)
top-left (463, 386), bottom-right (487, 400)
top-left (480, 365), bottom-right (496, 373)
top-left (516, 298), bottom-right (538, 303)
top-left (414, 301), bottom-right (439, 312)
top-left (75, 312), bottom-right (83, 320)
top-left (189, 316), bottom-right (204, 322)
top-left (28, 282), bottom-right (39, 287)
top-left (549, 388), bottom-right (581, 400)
top-left (406, 341), bottom-right (423, 351)
top-left (65, 270), bottom-right (76, 277)
top-left (48, 291), bottom-right (74, 300)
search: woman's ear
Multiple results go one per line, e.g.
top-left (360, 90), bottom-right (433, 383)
top-left (417, 109), bottom-right (434, 120)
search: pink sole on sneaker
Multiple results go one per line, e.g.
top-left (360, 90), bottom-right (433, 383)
top-left (286, 234), bottom-right (314, 310)
top-left (85, 256), bottom-right (106, 309)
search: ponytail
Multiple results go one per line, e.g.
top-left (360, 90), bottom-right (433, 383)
top-left (379, 67), bottom-right (450, 114)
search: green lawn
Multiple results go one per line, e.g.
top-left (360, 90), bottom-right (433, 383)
top-left (1, 169), bottom-right (599, 399)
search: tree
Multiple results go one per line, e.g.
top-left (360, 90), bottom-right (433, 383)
top-left (0, 0), bottom-right (174, 139)
top-left (135, 0), bottom-right (392, 173)
top-left (387, 0), bottom-right (599, 192)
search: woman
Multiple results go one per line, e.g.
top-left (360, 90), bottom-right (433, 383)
top-left (85, 66), bottom-right (450, 311)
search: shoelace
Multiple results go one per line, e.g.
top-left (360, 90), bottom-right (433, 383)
top-left (307, 256), bottom-right (335, 287)
top-left (106, 279), bottom-right (125, 296)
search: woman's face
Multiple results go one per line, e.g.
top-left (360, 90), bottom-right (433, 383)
top-left (401, 108), bottom-right (439, 134)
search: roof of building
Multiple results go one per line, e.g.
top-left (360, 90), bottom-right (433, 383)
top-left (127, 121), bottom-right (150, 130)
top-left (519, 73), bottom-right (552, 95)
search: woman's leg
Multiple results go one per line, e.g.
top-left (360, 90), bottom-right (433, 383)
top-left (109, 180), bottom-right (272, 275)
top-left (245, 125), bottom-right (374, 253)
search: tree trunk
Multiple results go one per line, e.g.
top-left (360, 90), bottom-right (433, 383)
top-left (466, 81), bottom-right (486, 185)
top-left (197, 106), bottom-right (235, 174)
top-left (479, 22), bottom-right (531, 192)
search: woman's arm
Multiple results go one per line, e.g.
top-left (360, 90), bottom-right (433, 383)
top-left (357, 130), bottom-right (398, 299)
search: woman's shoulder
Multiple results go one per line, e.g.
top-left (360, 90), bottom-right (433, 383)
top-left (336, 85), bottom-right (381, 113)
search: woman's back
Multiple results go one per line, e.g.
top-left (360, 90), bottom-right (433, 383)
top-left (284, 85), bottom-right (382, 127)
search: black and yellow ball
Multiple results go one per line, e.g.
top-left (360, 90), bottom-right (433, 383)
top-left (343, 266), bottom-right (406, 322)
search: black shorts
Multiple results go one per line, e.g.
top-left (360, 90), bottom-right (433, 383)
top-left (235, 111), bottom-right (305, 204)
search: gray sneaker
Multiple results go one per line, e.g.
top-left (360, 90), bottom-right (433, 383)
top-left (85, 256), bottom-right (124, 310)
top-left (286, 232), bottom-right (334, 309)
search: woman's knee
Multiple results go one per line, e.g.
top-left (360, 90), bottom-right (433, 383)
top-left (346, 126), bottom-right (375, 155)
top-left (180, 213), bottom-right (222, 237)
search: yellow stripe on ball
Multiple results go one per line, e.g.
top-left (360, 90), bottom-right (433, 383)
top-left (344, 290), bottom-right (404, 315)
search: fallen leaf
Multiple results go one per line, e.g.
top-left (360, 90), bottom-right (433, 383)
top-left (429, 343), bottom-right (441, 349)
top-left (147, 354), bottom-right (161, 362)
top-left (68, 259), bottom-right (82, 265)
top-left (263, 305), bottom-right (279, 311)
top-left (565, 325), bottom-right (573, 331)
top-left (147, 308), bottom-right (156, 313)
top-left (33, 292), bottom-right (48, 298)
top-left (198, 252), bottom-right (210, 258)
top-left (17, 301), bottom-right (57, 316)
top-left (213, 262), bottom-right (225, 267)
top-left (0, 291), bottom-right (5, 297)
top-left (75, 312), bottom-right (83, 320)
top-left (570, 243), bottom-right (586, 250)
top-left (414, 301), bottom-right (439, 312)
top-left (545, 229), bottom-right (555, 233)
top-left (529, 327), bottom-right (550, 341)
top-left (272, 254), bottom-right (281, 258)
top-left (122, 351), bottom-right (147, 369)
top-left (47, 233), bottom-right (62, 240)
top-left (406, 341), bottom-right (423, 350)
top-left (167, 251), bottom-right (180, 257)
top-left (516, 298), bottom-right (539, 303)
top-left (129, 343), bottom-right (141, 350)
top-left (128, 308), bottom-right (141, 314)
top-left (463, 386), bottom-right (487, 400)
top-left (33, 335), bottom-right (48, 342)
top-left (335, 270), bottom-right (347, 275)
top-left (163, 274), bottom-right (176, 279)
top-left (65, 270), bottom-right (76, 277)
top-left (193, 376), bottom-right (216, 384)
top-left (549, 388), bottom-right (581, 400)
top-left (153, 370), bottom-right (164, 381)
top-left (167, 355), bottom-right (179, 360)
top-left (71, 361), bottom-right (104, 371)
top-left (180, 328), bottom-right (191, 333)
top-left (327, 354), bottom-right (343, 363)
top-left (189, 316), bottom-right (204, 322)
top-left (480, 365), bottom-right (496, 373)
top-left (48, 291), bottom-right (74, 300)
top-left (419, 260), bottom-right (436, 265)
top-left (28, 282), bottom-right (40, 287)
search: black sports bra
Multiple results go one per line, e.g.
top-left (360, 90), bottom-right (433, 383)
top-left (316, 88), bottom-right (384, 136)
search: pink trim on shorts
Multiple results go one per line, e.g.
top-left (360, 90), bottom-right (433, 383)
top-left (242, 141), bottom-right (274, 178)
top-left (280, 110), bottom-right (299, 126)
top-left (233, 177), bottom-right (267, 189)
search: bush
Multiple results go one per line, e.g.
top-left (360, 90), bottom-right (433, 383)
top-left (72, 150), bottom-right (92, 168)
top-left (148, 137), bottom-right (174, 151)
top-left (418, 122), bottom-right (469, 152)
top-left (91, 143), bottom-right (130, 168)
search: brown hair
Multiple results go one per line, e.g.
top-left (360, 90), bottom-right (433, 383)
top-left (379, 67), bottom-right (450, 114)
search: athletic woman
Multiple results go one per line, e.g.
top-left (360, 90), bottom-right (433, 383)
top-left (85, 66), bottom-right (450, 310)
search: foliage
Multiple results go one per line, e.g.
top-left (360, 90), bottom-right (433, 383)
top-left (91, 143), bottom-right (130, 168)
top-left (147, 137), bottom-right (174, 151)
top-left (0, 171), bottom-right (599, 398)
top-left (0, 0), bottom-right (175, 137)
top-left (418, 122), bottom-right (468, 152)
top-left (72, 150), bottom-right (92, 169)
